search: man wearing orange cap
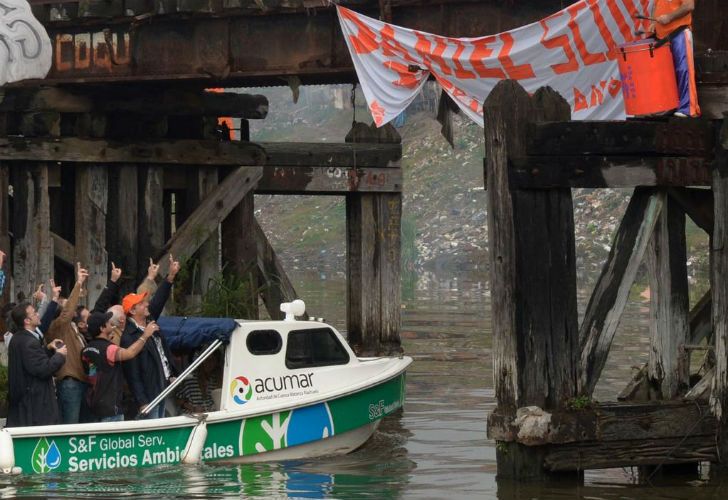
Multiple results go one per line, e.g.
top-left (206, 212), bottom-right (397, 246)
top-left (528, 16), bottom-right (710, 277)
top-left (120, 255), bottom-right (181, 419)
top-left (649, 0), bottom-right (700, 117)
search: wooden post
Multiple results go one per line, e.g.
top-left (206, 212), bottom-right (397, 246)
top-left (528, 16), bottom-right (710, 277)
top-left (220, 122), bottom-right (258, 319)
top-left (75, 165), bottom-right (108, 306)
top-left (107, 165), bottom-right (138, 295)
top-left (346, 192), bottom-right (402, 356)
top-left (711, 116), bottom-right (728, 460)
top-left (484, 81), bottom-right (578, 479)
top-left (11, 164), bottom-right (53, 301)
top-left (646, 194), bottom-right (690, 398)
top-left (138, 166), bottom-right (164, 283)
top-left (196, 166), bottom-right (220, 294)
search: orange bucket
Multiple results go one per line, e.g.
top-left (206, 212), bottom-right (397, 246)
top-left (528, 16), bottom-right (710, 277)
top-left (617, 40), bottom-right (679, 116)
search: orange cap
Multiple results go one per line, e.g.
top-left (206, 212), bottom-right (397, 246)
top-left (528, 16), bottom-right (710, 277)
top-left (122, 292), bottom-right (148, 314)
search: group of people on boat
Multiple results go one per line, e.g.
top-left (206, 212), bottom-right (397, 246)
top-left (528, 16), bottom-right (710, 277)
top-left (0, 252), bottom-right (218, 427)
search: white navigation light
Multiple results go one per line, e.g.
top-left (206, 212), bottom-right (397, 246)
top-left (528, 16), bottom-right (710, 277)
top-left (280, 300), bottom-right (306, 321)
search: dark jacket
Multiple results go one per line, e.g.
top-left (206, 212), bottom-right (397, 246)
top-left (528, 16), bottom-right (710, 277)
top-left (120, 280), bottom-right (179, 408)
top-left (91, 280), bottom-right (121, 314)
top-left (6, 330), bottom-right (66, 427)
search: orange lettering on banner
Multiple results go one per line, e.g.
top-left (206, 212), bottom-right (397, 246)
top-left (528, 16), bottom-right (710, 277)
top-left (339, 7), bottom-right (379, 54)
top-left (573, 87), bottom-right (588, 112)
top-left (590, 84), bottom-right (604, 107)
top-left (370, 100), bottom-right (386, 126)
top-left (380, 25), bottom-right (417, 63)
top-left (414, 32), bottom-right (453, 75)
top-left (384, 60), bottom-right (421, 88)
top-left (436, 76), bottom-right (481, 114)
top-left (469, 36), bottom-right (506, 79)
top-left (498, 33), bottom-right (535, 79)
top-left (607, 77), bottom-right (621, 97)
top-left (540, 15), bottom-right (579, 74)
top-left (451, 39), bottom-right (476, 79)
top-left (566, 2), bottom-right (606, 66)
top-left (587, 0), bottom-right (618, 59)
top-left (605, 0), bottom-right (636, 42)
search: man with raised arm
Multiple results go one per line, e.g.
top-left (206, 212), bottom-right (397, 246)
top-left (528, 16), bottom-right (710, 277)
top-left (82, 311), bottom-right (158, 422)
top-left (6, 302), bottom-right (67, 427)
top-left (45, 263), bottom-right (90, 424)
top-left (121, 255), bottom-right (181, 419)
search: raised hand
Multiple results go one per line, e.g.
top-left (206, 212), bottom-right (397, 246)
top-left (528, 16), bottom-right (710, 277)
top-left (0, 250), bottom-right (5, 268)
top-left (50, 279), bottom-right (62, 301)
top-left (167, 254), bottom-right (181, 281)
top-left (147, 258), bottom-right (160, 281)
top-left (110, 261), bottom-right (122, 283)
top-left (33, 283), bottom-right (46, 303)
top-left (77, 262), bottom-right (89, 285)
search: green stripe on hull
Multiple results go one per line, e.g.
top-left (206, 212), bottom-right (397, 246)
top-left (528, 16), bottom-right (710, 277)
top-left (204, 373), bottom-right (406, 461)
top-left (12, 426), bottom-right (194, 474)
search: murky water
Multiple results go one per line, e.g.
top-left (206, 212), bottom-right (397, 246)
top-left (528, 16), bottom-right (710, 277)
top-left (0, 271), bottom-right (721, 498)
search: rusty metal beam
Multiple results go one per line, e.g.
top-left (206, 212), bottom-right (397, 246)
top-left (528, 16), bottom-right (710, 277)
top-left (25, 2), bottom-right (562, 86)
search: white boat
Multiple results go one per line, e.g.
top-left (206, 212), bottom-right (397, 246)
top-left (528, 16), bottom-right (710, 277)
top-left (0, 301), bottom-right (412, 474)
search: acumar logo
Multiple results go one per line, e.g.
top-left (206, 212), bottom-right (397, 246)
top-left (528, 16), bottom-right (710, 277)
top-left (230, 376), bottom-right (253, 405)
top-left (254, 373), bottom-right (314, 393)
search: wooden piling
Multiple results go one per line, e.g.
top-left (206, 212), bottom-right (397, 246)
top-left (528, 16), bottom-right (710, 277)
top-left (646, 194), bottom-right (690, 398)
top-left (712, 116), bottom-right (728, 461)
top-left (75, 165), bottom-right (108, 306)
top-left (484, 81), bottom-right (578, 478)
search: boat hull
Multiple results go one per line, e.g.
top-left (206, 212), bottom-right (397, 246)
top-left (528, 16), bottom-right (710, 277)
top-left (4, 372), bottom-right (407, 474)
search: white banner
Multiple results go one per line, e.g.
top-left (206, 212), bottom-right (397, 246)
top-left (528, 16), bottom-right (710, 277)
top-left (0, 0), bottom-right (52, 85)
top-left (337, 0), bottom-right (654, 127)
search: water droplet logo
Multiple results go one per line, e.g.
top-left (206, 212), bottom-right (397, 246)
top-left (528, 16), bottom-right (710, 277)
top-left (230, 376), bottom-right (253, 405)
top-left (31, 437), bottom-right (62, 473)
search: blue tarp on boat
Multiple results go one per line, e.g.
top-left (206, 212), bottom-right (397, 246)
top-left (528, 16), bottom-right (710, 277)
top-left (156, 316), bottom-right (238, 351)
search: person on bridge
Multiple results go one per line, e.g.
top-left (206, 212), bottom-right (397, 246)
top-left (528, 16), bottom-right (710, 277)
top-left (649, 0), bottom-right (700, 118)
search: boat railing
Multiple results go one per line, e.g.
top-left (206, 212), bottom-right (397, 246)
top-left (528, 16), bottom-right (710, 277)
top-left (140, 338), bottom-right (224, 418)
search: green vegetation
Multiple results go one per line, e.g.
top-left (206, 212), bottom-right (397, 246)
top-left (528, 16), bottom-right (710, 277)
top-left (566, 395), bottom-right (594, 411)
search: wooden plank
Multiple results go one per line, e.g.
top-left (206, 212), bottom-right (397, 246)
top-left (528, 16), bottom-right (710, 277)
top-left (488, 401), bottom-right (715, 445)
top-left (254, 219), bottom-right (304, 321)
top-left (196, 166), bottom-right (220, 295)
top-left (510, 155), bottom-right (712, 189)
top-left (75, 165), bottom-right (108, 306)
top-left (11, 164), bottom-right (53, 301)
top-left (711, 118), bottom-right (728, 459)
top-left (0, 137), bottom-right (266, 165)
top-left (698, 86), bottom-right (728, 120)
top-left (106, 165), bottom-right (138, 294)
top-left (668, 187), bottom-right (713, 234)
top-left (220, 192), bottom-right (258, 318)
top-left (527, 120), bottom-right (715, 157)
top-left (579, 189), bottom-right (663, 397)
top-left (689, 289), bottom-right (712, 345)
top-left (646, 195), bottom-right (690, 398)
top-left (685, 367), bottom-right (715, 400)
top-left (138, 166), bottom-right (164, 284)
top-left (51, 231), bottom-right (75, 265)
top-left (0, 88), bottom-right (269, 119)
top-left (261, 142), bottom-right (401, 168)
top-left (159, 167), bottom-right (262, 272)
top-left (256, 166), bottom-right (402, 194)
top-left (544, 436), bottom-right (717, 471)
